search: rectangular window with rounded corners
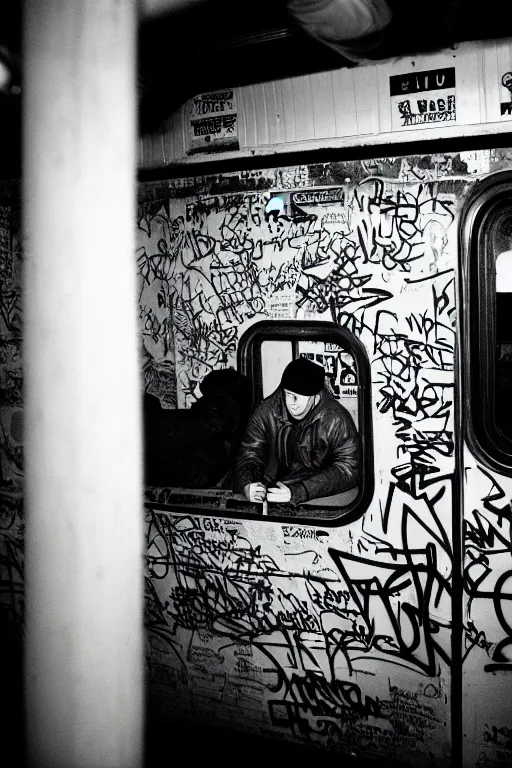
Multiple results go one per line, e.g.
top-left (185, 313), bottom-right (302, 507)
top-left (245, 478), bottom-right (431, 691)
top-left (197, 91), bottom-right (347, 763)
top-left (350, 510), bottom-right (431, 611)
top-left (145, 320), bottom-right (373, 525)
top-left (236, 319), bottom-right (372, 524)
top-left (462, 172), bottom-right (512, 473)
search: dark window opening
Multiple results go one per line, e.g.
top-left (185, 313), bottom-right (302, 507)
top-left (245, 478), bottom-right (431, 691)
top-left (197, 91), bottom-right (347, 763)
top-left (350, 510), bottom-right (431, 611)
top-left (463, 173), bottom-right (512, 472)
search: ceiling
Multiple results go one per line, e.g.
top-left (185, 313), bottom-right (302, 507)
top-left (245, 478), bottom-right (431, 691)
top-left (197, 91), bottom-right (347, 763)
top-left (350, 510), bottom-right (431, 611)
top-left (137, 0), bottom-right (510, 133)
top-left (1, 0), bottom-right (511, 176)
top-left (138, 0), bottom-right (352, 134)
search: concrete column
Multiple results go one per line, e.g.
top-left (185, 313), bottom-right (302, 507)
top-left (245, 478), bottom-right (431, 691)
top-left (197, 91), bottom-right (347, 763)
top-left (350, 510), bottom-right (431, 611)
top-left (22, 1), bottom-right (143, 766)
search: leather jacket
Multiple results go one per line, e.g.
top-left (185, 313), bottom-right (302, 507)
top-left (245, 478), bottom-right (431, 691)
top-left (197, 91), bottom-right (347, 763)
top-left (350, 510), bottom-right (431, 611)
top-left (234, 388), bottom-right (359, 504)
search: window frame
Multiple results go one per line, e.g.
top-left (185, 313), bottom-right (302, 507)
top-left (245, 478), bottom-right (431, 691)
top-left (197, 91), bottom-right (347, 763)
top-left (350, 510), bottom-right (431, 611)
top-left (461, 171), bottom-right (512, 474)
top-left (236, 319), bottom-right (374, 526)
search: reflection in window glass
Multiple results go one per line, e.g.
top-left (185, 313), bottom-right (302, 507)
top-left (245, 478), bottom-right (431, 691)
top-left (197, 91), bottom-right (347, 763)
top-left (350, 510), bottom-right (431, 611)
top-left (494, 217), bottom-right (512, 441)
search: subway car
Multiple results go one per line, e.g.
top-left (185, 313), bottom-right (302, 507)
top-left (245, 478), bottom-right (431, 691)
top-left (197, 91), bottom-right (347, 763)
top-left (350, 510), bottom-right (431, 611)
top-left (137, 39), bottom-right (512, 768)
top-left (3, 30), bottom-right (512, 768)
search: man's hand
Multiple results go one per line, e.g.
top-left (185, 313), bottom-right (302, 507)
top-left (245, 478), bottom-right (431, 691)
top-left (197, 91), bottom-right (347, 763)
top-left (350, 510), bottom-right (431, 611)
top-left (267, 481), bottom-right (291, 503)
top-left (244, 482), bottom-right (267, 502)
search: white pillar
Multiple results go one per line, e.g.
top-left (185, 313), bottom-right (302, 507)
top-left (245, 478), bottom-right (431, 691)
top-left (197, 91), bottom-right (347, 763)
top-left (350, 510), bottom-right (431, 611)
top-left (22, 2), bottom-right (143, 766)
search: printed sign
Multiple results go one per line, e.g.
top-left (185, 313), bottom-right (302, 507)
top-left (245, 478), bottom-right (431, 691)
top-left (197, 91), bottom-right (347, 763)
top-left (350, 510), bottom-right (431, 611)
top-left (188, 89), bottom-right (239, 154)
top-left (390, 67), bottom-right (456, 130)
top-left (291, 187), bottom-right (345, 207)
top-left (267, 290), bottom-right (297, 320)
top-left (500, 72), bottom-right (512, 117)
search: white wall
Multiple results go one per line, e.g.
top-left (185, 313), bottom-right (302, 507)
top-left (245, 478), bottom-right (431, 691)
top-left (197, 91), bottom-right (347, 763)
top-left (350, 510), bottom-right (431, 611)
top-left (139, 38), bottom-right (512, 168)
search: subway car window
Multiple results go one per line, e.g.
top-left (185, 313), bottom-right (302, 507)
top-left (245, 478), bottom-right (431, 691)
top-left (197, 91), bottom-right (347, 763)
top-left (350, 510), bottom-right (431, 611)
top-left (235, 320), bottom-right (373, 524)
top-left (145, 319), bottom-right (373, 525)
top-left (465, 176), bottom-right (512, 471)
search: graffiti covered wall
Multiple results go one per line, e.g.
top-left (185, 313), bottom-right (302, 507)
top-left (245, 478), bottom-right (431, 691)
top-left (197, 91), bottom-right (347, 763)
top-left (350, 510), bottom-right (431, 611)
top-left (140, 154), bottom-right (471, 766)
top-left (1, 151), bottom-right (512, 767)
top-left (463, 457), bottom-right (512, 768)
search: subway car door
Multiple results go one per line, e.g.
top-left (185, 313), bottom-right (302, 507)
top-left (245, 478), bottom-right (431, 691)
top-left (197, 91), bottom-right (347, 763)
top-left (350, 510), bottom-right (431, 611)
top-left (460, 171), bottom-right (512, 768)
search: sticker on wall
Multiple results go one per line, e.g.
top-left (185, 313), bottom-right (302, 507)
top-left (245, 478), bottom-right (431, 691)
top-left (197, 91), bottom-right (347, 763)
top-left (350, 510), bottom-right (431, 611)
top-left (500, 72), bottom-right (512, 117)
top-left (188, 88), bottom-right (239, 154)
top-left (267, 290), bottom-right (298, 320)
top-left (390, 67), bottom-right (456, 130)
top-left (291, 186), bottom-right (346, 220)
top-left (291, 187), bottom-right (345, 207)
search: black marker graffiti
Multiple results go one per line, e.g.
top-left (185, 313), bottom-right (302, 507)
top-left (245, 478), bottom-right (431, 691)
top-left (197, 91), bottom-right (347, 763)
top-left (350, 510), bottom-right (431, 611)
top-left (464, 467), bottom-right (512, 672)
top-left (134, 164), bottom-right (472, 760)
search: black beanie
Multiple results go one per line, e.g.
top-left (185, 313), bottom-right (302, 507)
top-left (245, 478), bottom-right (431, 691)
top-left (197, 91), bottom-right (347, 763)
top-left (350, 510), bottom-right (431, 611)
top-left (281, 357), bottom-right (325, 396)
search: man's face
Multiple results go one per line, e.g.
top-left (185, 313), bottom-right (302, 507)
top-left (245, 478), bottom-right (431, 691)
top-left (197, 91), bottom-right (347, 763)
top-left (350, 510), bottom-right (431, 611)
top-left (284, 389), bottom-right (316, 420)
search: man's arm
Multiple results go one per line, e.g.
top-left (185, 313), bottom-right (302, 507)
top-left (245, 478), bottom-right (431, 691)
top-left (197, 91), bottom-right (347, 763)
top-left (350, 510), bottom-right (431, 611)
top-left (286, 417), bottom-right (360, 504)
top-left (233, 407), bottom-right (269, 494)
